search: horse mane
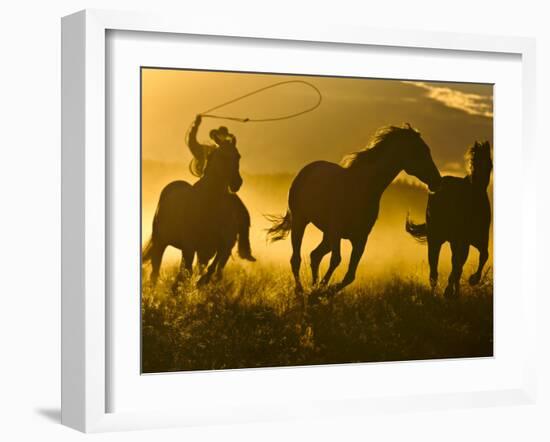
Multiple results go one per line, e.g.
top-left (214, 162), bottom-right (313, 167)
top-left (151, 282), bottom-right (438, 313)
top-left (465, 141), bottom-right (492, 182)
top-left (341, 124), bottom-right (420, 168)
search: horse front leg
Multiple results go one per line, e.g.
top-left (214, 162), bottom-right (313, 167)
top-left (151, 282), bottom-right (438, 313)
top-left (197, 237), bottom-right (233, 286)
top-left (469, 247), bottom-right (488, 285)
top-left (320, 236), bottom-right (341, 286)
top-left (172, 249), bottom-right (194, 293)
top-left (310, 235), bottom-right (330, 285)
top-left (334, 236), bottom-right (367, 291)
top-left (213, 246), bottom-right (232, 281)
top-left (195, 248), bottom-right (212, 276)
top-left (197, 253), bottom-right (220, 286)
top-left (445, 241), bottom-right (469, 298)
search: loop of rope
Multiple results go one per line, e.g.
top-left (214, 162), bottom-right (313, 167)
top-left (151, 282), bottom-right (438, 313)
top-left (199, 80), bottom-right (322, 123)
top-left (186, 80), bottom-right (322, 176)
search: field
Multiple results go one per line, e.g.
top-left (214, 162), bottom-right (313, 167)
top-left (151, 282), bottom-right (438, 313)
top-left (141, 262), bottom-right (493, 373)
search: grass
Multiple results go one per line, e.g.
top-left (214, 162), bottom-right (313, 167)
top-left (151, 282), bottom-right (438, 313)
top-left (141, 263), bottom-right (493, 373)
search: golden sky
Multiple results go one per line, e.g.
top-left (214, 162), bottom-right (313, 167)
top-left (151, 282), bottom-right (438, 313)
top-left (141, 68), bottom-right (493, 275)
top-left (141, 68), bottom-right (493, 176)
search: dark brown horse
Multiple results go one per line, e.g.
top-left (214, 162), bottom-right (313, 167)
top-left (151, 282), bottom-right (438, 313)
top-left (267, 124), bottom-right (441, 293)
top-left (406, 141), bottom-right (492, 298)
top-left (142, 137), bottom-right (243, 288)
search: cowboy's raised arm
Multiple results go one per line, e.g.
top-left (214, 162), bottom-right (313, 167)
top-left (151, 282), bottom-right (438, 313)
top-left (186, 114), bottom-right (206, 160)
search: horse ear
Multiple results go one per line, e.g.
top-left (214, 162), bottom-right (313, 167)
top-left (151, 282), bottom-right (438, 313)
top-left (404, 122), bottom-right (420, 135)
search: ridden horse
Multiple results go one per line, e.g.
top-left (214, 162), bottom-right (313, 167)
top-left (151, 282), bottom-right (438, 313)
top-left (406, 141), bottom-right (492, 298)
top-left (142, 136), bottom-right (243, 288)
top-left (267, 124), bottom-right (441, 293)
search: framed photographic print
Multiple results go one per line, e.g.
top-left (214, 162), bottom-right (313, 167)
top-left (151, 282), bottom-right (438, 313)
top-left (61, 9), bottom-right (538, 432)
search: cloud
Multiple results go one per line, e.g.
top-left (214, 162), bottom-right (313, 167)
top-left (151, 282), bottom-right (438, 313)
top-left (405, 81), bottom-right (493, 118)
top-left (439, 161), bottom-right (466, 176)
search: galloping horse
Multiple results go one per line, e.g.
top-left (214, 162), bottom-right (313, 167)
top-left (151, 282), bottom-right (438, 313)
top-left (406, 141), bottom-right (492, 298)
top-left (142, 136), bottom-right (243, 288)
top-left (267, 124), bottom-right (441, 293)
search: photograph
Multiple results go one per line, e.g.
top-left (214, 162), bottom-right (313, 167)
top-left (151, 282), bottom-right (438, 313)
top-left (140, 68), bottom-right (494, 373)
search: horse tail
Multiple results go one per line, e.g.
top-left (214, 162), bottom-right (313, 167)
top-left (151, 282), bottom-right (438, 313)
top-left (405, 213), bottom-right (428, 243)
top-left (265, 210), bottom-right (292, 242)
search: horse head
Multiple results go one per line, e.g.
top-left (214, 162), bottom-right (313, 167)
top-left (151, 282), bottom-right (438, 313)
top-left (204, 134), bottom-right (243, 192)
top-left (400, 124), bottom-right (441, 191)
top-left (467, 140), bottom-right (492, 188)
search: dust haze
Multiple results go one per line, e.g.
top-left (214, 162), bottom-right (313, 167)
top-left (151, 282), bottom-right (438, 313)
top-left (142, 160), bottom-right (493, 282)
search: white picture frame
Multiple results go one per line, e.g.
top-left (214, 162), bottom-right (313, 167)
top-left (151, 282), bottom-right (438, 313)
top-left (61, 9), bottom-right (538, 433)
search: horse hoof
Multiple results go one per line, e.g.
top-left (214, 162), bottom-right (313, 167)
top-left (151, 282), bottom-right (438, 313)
top-left (468, 274), bottom-right (481, 286)
top-left (444, 286), bottom-right (458, 299)
top-left (307, 293), bottom-right (318, 307)
top-left (332, 281), bottom-right (350, 293)
top-left (307, 289), bottom-right (324, 307)
top-left (197, 275), bottom-right (211, 287)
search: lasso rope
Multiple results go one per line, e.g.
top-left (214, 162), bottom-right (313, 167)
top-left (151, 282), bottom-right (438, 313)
top-left (186, 80), bottom-right (321, 176)
top-left (199, 80), bottom-right (322, 122)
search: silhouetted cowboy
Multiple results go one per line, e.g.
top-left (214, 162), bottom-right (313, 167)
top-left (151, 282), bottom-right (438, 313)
top-left (187, 114), bottom-right (256, 261)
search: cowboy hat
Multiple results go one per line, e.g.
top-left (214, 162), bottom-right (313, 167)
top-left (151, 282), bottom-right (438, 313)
top-left (209, 126), bottom-right (232, 145)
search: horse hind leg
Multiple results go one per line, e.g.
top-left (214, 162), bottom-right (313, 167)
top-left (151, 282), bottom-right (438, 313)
top-left (290, 218), bottom-right (307, 294)
top-left (310, 235), bottom-right (330, 285)
top-left (428, 238), bottom-right (443, 289)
